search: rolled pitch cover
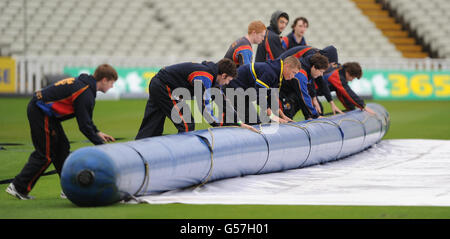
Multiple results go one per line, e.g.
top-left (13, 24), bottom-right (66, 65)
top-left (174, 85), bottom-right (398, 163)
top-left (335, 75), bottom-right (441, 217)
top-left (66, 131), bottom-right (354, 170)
top-left (61, 103), bottom-right (389, 206)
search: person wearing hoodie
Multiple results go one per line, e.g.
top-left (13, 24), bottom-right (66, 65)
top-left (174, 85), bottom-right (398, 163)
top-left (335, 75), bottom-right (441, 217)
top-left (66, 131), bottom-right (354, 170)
top-left (6, 64), bottom-right (117, 200)
top-left (224, 56), bottom-right (301, 125)
top-left (282, 16), bottom-right (309, 49)
top-left (278, 45), bottom-right (343, 117)
top-left (224, 20), bottom-right (266, 68)
top-left (255, 10), bottom-right (289, 62)
top-left (135, 58), bottom-right (256, 139)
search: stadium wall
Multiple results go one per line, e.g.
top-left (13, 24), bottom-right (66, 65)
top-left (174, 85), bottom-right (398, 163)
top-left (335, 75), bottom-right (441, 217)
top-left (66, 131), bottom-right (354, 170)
top-left (1, 56), bottom-right (449, 100)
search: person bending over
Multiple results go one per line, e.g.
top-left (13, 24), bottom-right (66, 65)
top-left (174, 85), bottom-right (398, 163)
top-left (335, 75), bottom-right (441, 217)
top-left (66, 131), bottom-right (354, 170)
top-left (6, 64), bottom-right (117, 200)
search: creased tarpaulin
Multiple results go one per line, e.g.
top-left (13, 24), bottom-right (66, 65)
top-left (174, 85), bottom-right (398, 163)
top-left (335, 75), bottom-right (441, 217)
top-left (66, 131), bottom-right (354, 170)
top-left (131, 139), bottom-right (450, 206)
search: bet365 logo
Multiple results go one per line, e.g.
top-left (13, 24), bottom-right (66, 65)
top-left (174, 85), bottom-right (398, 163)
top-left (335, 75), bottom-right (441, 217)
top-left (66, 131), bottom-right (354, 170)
top-left (360, 70), bottom-right (450, 99)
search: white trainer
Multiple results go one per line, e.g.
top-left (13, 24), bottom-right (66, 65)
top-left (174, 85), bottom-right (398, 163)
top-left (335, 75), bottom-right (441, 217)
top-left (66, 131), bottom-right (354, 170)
top-left (60, 191), bottom-right (67, 199)
top-left (5, 183), bottom-right (35, 200)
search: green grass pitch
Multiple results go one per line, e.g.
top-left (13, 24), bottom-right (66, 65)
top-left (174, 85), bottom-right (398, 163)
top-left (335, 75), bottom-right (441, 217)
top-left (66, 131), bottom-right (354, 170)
top-left (0, 97), bottom-right (449, 219)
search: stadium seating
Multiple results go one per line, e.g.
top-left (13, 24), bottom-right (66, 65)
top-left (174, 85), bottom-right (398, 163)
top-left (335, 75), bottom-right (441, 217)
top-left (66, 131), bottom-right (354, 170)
top-left (385, 0), bottom-right (450, 58)
top-left (0, 0), bottom-right (446, 59)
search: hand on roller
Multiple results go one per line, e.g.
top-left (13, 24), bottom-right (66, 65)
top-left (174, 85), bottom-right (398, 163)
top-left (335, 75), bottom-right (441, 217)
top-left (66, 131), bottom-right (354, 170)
top-left (278, 109), bottom-right (295, 123)
top-left (363, 106), bottom-right (376, 115)
top-left (238, 121), bottom-right (260, 133)
top-left (312, 97), bottom-right (322, 115)
top-left (266, 108), bottom-right (292, 123)
top-left (97, 132), bottom-right (116, 143)
top-left (329, 101), bottom-right (344, 115)
top-left (274, 116), bottom-right (288, 123)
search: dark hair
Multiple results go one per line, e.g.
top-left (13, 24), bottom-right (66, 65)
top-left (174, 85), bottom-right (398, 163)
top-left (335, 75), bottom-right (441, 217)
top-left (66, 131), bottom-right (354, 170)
top-left (309, 53), bottom-right (329, 70)
top-left (93, 64), bottom-right (118, 81)
top-left (270, 11), bottom-right (289, 34)
top-left (291, 16), bottom-right (309, 29)
top-left (343, 62), bottom-right (362, 79)
top-left (279, 12), bottom-right (290, 22)
top-left (217, 58), bottom-right (237, 77)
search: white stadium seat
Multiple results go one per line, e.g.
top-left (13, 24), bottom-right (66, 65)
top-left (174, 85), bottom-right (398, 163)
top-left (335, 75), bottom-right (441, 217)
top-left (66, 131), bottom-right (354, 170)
top-left (0, 0), bottom-right (448, 58)
top-left (386, 0), bottom-right (450, 58)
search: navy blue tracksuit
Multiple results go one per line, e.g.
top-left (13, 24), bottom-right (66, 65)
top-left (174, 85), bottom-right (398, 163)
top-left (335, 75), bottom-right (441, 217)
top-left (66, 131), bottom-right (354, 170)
top-left (224, 37), bottom-right (253, 68)
top-left (136, 61), bottom-right (237, 139)
top-left (278, 46), bottom-right (324, 119)
top-left (255, 26), bottom-right (285, 62)
top-left (279, 45), bottom-right (315, 60)
top-left (280, 69), bottom-right (319, 119)
top-left (279, 46), bottom-right (332, 103)
top-left (12, 74), bottom-right (103, 195)
top-left (281, 31), bottom-right (307, 50)
top-left (225, 59), bottom-right (284, 124)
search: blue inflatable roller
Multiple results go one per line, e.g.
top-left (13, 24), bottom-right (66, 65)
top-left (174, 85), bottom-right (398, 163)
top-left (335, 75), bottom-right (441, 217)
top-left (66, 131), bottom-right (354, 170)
top-left (61, 103), bottom-right (390, 206)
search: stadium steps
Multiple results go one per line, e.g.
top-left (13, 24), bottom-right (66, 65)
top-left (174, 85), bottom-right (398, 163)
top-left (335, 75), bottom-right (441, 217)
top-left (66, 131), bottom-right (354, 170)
top-left (351, 0), bottom-right (429, 58)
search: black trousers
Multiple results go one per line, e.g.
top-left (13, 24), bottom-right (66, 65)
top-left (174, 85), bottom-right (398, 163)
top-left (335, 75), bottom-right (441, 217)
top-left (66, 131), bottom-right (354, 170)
top-left (12, 98), bottom-right (70, 194)
top-left (135, 78), bottom-right (195, 139)
top-left (230, 94), bottom-right (261, 125)
top-left (221, 85), bottom-right (261, 125)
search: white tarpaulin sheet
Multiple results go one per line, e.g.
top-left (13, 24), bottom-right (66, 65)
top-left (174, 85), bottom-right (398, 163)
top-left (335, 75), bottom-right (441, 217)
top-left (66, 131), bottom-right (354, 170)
top-left (132, 139), bottom-right (450, 206)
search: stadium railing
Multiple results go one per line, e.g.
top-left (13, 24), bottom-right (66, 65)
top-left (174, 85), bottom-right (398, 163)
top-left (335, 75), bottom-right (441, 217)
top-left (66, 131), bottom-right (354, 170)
top-left (7, 56), bottom-right (450, 95)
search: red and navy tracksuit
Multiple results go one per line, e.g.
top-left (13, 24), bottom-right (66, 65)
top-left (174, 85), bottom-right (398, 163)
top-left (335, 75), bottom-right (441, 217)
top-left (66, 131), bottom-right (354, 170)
top-left (255, 25), bottom-right (285, 62)
top-left (281, 31), bottom-right (307, 50)
top-left (277, 46), bottom-right (323, 119)
top-left (225, 59), bottom-right (285, 124)
top-left (224, 37), bottom-right (253, 68)
top-left (135, 61), bottom-right (235, 139)
top-left (280, 46), bottom-right (334, 105)
top-left (12, 74), bottom-right (104, 195)
top-left (322, 67), bottom-right (365, 110)
top-left (278, 45), bottom-right (340, 115)
top-left (280, 45), bottom-right (315, 60)
top-left (299, 53), bottom-right (333, 109)
top-left (281, 45), bottom-right (338, 64)
top-left (255, 11), bottom-right (289, 62)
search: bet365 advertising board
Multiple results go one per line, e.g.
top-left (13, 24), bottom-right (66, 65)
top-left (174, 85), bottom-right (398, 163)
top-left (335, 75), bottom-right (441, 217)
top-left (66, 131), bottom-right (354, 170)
top-left (64, 67), bottom-right (450, 100)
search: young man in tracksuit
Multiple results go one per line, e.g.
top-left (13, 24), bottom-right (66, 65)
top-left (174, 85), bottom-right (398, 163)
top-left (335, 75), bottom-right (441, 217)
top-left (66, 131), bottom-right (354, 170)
top-left (255, 10), bottom-right (289, 62)
top-left (6, 64), bottom-right (117, 200)
top-left (279, 67), bottom-right (320, 120)
top-left (224, 56), bottom-right (300, 125)
top-left (135, 58), bottom-right (256, 139)
top-left (281, 16), bottom-right (309, 50)
top-left (278, 45), bottom-right (323, 119)
top-left (224, 20), bottom-right (266, 68)
top-left (322, 62), bottom-right (375, 114)
top-left (278, 46), bottom-right (343, 116)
